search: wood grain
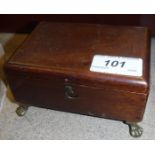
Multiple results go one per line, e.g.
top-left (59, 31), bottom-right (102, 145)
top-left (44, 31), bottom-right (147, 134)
top-left (4, 22), bottom-right (150, 122)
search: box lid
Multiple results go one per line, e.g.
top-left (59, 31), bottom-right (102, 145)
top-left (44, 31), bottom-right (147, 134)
top-left (6, 22), bottom-right (150, 93)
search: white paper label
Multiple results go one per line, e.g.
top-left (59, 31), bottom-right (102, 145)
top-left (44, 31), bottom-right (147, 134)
top-left (90, 55), bottom-right (143, 77)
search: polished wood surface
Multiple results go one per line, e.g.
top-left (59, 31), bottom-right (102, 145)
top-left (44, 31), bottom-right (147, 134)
top-left (5, 68), bottom-right (148, 122)
top-left (7, 22), bottom-right (150, 93)
top-left (5, 22), bottom-right (150, 122)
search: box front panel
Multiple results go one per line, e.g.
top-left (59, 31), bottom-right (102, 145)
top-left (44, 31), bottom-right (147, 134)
top-left (5, 68), bottom-right (148, 122)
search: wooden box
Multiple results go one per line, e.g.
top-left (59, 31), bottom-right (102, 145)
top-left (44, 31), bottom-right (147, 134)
top-left (4, 22), bottom-right (150, 137)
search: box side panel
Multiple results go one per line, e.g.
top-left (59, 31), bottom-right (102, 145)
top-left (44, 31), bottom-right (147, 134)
top-left (5, 65), bottom-right (148, 122)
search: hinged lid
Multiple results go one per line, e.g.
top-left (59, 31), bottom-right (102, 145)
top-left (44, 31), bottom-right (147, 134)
top-left (6, 22), bottom-right (150, 93)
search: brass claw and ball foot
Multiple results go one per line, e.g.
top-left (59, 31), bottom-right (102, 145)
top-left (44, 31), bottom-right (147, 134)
top-left (15, 104), bottom-right (144, 137)
top-left (16, 105), bottom-right (28, 117)
top-left (125, 122), bottom-right (143, 138)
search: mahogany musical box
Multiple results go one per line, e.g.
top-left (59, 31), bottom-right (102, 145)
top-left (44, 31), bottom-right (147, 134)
top-left (4, 22), bottom-right (150, 137)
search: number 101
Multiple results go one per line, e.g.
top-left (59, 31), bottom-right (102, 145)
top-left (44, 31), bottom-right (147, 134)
top-left (105, 60), bottom-right (126, 68)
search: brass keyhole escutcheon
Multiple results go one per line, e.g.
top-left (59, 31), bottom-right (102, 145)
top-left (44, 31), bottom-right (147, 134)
top-left (65, 85), bottom-right (79, 99)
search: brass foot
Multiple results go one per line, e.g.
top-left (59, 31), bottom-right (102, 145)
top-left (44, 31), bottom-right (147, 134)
top-left (125, 122), bottom-right (143, 138)
top-left (16, 105), bottom-right (28, 117)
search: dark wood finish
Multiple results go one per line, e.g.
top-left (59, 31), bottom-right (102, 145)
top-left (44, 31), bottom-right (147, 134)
top-left (0, 14), bottom-right (155, 36)
top-left (4, 22), bottom-right (150, 122)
